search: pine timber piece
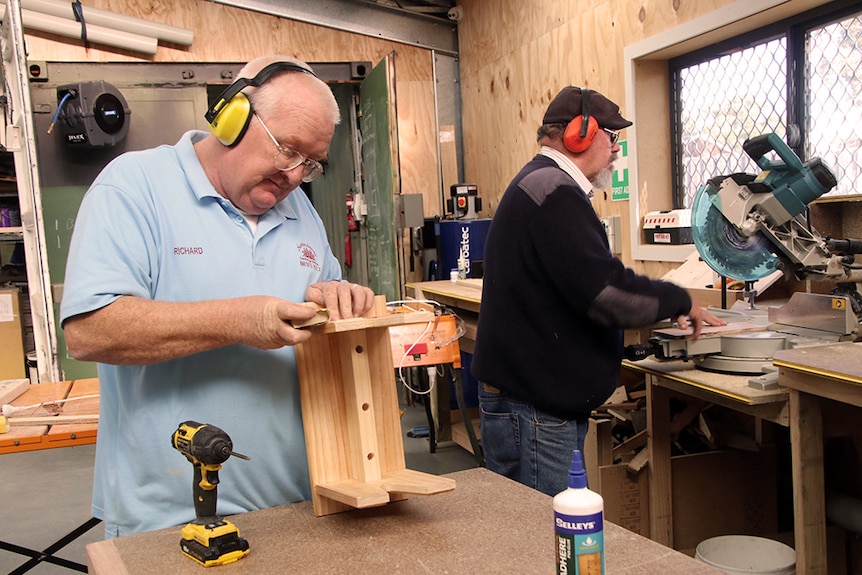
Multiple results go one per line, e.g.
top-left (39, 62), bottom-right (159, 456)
top-left (652, 321), bottom-right (767, 340)
top-left (626, 447), bottom-right (650, 474)
top-left (669, 399), bottom-right (707, 436)
top-left (0, 378), bottom-right (99, 453)
top-left (0, 413), bottom-right (99, 432)
top-left (0, 379), bottom-right (29, 405)
top-left (45, 377), bottom-right (99, 443)
top-left (296, 295), bottom-right (455, 517)
top-left (614, 429), bottom-right (648, 458)
top-left (603, 385), bottom-right (629, 405)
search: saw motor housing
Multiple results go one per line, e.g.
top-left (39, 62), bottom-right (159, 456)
top-left (690, 132), bottom-right (862, 287)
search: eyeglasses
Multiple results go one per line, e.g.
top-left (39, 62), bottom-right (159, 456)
top-left (602, 128), bottom-right (620, 146)
top-left (254, 113), bottom-right (324, 182)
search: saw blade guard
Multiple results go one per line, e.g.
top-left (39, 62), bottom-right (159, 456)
top-left (692, 180), bottom-right (780, 282)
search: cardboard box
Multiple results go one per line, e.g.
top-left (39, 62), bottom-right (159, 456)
top-left (600, 461), bottom-right (650, 535)
top-left (644, 209), bottom-right (693, 245)
top-left (595, 447), bottom-right (778, 550)
top-left (0, 287), bottom-right (26, 380)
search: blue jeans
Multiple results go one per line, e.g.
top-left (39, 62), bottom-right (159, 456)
top-left (478, 383), bottom-right (590, 497)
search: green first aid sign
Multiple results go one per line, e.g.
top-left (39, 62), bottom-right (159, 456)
top-left (612, 140), bottom-right (629, 201)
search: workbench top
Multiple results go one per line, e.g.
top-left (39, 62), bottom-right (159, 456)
top-left (87, 467), bottom-right (723, 574)
top-left (774, 341), bottom-right (862, 384)
top-left (406, 279), bottom-right (483, 312)
top-left (623, 357), bottom-right (788, 406)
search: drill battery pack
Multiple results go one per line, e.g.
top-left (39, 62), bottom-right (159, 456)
top-left (180, 520), bottom-right (250, 567)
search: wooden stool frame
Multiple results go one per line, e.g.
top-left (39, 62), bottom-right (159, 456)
top-left (296, 297), bottom-right (456, 517)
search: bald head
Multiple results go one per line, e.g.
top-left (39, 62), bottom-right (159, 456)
top-left (239, 55), bottom-right (340, 127)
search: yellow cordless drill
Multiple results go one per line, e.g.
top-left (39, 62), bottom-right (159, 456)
top-left (171, 421), bottom-right (251, 567)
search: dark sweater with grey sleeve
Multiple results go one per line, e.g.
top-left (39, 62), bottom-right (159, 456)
top-left (471, 155), bottom-right (692, 419)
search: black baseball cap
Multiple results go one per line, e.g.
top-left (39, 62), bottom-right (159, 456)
top-left (542, 86), bottom-right (633, 130)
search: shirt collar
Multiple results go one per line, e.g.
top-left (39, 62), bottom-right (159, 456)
top-left (539, 146), bottom-right (594, 198)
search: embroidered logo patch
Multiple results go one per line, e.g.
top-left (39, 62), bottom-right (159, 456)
top-left (298, 243), bottom-right (321, 271)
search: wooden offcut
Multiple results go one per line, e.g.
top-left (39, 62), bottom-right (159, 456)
top-left (0, 378), bottom-right (99, 453)
top-left (296, 296), bottom-right (455, 517)
top-left (652, 321), bottom-right (767, 340)
top-left (0, 378), bottom-right (29, 405)
top-left (0, 413), bottom-right (99, 432)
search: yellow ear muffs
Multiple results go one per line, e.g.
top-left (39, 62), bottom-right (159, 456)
top-left (207, 92), bottom-right (253, 147)
top-left (204, 61), bottom-right (318, 147)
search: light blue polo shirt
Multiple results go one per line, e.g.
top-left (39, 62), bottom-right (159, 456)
top-left (61, 130), bottom-right (342, 537)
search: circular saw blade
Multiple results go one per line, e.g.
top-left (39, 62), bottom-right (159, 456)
top-left (691, 181), bottom-right (779, 282)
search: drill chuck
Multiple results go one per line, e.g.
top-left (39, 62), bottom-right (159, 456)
top-left (171, 420), bottom-right (249, 465)
top-left (189, 431), bottom-right (232, 465)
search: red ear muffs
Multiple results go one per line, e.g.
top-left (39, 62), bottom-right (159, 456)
top-left (562, 87), bottom-right (597, 153)
top-left (563, 115), bottom-right (598, 153)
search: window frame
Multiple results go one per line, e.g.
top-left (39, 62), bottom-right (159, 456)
top-left (623, 0), bottom-right (847, 263)
top-left (668, 0), bottom-right (862, 209)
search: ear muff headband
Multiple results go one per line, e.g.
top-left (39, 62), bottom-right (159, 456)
top-left (579, 87), bottom-right (592, 138)
top-left (563, 87), bottom-right (599, 153)
top-left (205, 62), bottom-right (317, 146)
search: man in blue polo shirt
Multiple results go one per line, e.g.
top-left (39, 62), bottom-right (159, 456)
top-left (60, 55), bottom-right (374, 537)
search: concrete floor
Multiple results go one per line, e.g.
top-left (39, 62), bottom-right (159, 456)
top-left (0, 399), bottom-right (480, 575)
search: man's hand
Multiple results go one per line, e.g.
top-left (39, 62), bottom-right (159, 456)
top-left (673, 305), bottom-right (727, 341)
top-left (304, 281), bottom-right (375, 320)
top-left (247, 297), bottom-right (321, 348)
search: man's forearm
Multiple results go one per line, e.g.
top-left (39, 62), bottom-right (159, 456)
top-left (63, 296), bottom-right (266, 365)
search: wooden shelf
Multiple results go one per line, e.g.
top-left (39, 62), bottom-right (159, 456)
top-left (0, 226), bottom-right (23, 241)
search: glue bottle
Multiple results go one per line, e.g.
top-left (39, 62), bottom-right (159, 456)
top-left (457, 248), bottom-right (468, 280)
top-left (554, 450), bottom-right (604, 575)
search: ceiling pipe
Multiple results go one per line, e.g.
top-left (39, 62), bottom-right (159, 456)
top-left (0, 0), bottom-right (193, 52)
top-left (16, 0), bottom-right (192, 45)
top-left (1, 2), bottom-right (158, 54)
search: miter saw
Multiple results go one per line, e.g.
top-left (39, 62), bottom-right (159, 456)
top-left (627, 132), bottom-right (862, 387)
top-left (691, 131), bottom-right (862, 288)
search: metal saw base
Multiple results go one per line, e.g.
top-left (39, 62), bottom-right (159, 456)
top-left (693, 354), bottom-right (774, 376)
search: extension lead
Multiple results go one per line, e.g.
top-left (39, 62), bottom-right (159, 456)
top-left (554, 450), bottom-right (605, 575)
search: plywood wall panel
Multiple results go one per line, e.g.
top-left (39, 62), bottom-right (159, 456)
top-left (24, 1), bottom-right (436, 81)
top-left (19, 0), bottom-right (442, 286)
top-left (458, 0), bottom-right (525, 78)
top-left (395, 78), bottom-right (439, 207)
top-left (20, 0), bottom-right (829, 282)
top-left (631, 0), bottom-right (736, 41)
top-left (459, 0), bottom-right (745, 275)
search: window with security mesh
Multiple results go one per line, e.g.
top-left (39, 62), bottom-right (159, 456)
top-left (671, 1), bottom-right (862, 208)
top-left (806, 13), bottom-right (862, 195)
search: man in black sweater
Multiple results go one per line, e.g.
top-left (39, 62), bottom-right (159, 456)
top-left (471, 86), bottom-right (724, 496)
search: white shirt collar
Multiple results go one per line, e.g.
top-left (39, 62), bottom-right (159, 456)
top-left (539, 146), bottom-right (594, 198)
